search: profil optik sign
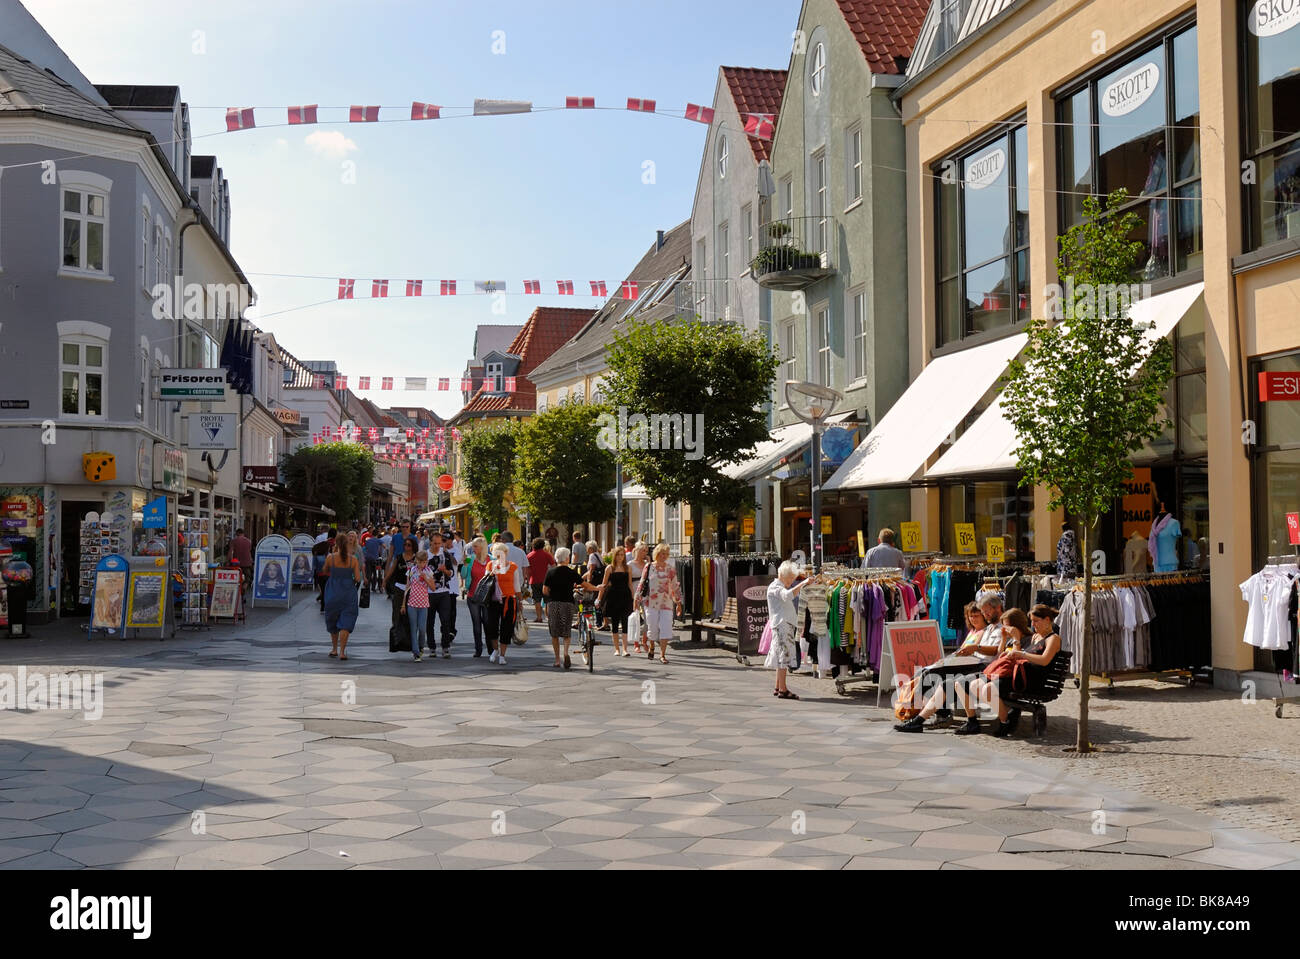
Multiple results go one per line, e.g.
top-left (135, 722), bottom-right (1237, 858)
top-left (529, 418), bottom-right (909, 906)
top-left (160, 369), bottom-right (227, 400)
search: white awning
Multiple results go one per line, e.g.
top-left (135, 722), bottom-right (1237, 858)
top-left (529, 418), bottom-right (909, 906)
top-left (927, 283), bottom-right (1205, 479)
top-left (606, 483), bottom-right (651, 501)
top-left (825, 332), bottom-right (1028, 490)
top-left (720, 413), bottom-right (854, 482)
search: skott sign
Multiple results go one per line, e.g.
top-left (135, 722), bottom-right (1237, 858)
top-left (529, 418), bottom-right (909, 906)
top-left (1101, 61), bottom-right (1161, 117)
top-left (965, 147), bottom-right (1005, 190)
top-left (1250, 0), bottom-right (1300, 36)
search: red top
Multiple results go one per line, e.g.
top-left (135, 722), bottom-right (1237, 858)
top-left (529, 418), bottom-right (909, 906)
top-left (470, 559), bottom-right (489, 595)
top-left (526, 548), bottom-right (555, 584)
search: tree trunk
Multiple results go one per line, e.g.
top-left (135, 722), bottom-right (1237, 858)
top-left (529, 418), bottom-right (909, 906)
top-left (1077, 521), bottom-right (1093, 753)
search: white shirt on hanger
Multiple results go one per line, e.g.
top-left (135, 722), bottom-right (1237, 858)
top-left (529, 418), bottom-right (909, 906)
top-left (1239, 566), bottom-right (1298, 651)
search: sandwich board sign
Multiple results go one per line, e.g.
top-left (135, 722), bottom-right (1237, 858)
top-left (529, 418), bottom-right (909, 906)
top-left (252, 534), bottom-right (292, 608)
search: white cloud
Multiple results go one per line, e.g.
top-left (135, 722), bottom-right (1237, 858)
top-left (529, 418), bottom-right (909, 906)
top-left (304, 130), bottom-right (358, 159)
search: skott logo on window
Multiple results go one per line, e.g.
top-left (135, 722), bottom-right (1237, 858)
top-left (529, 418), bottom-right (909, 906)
top-left (50, 890), bottom-right (151, 939)
top-left (595, 407), bottom-right (706, 461)
top-left (0, 667), bottom-right (103, 720)
top-left (1101, 61), bottom-right (1161, 117)
top-left (1250, 0), bottom-right (1300, 37)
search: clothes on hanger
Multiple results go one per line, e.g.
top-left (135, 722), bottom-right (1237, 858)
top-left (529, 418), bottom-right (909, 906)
top-left (1240, 563), bottom-right (1299, 652)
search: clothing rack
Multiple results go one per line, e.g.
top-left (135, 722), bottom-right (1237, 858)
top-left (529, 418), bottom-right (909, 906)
top-left (1262, 555), bottom-right (1300, 718)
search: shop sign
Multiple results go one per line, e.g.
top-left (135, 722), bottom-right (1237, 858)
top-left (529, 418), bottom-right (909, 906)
top-left (437, 473), bottom-right (456, 492)
top-left (273, 408), bottom-right (302, 425)
top-left (1, 519), bottom-right (25, 529)
top-left (142, 496), bottom-right (168, 529)
top-left (1, 501), bottom-right (25, 515)
top-left (900, 522), bottom-right (922, 553)
top-left (242, 465), bottom-right (278, 485)
top-left (187, 412), bottom-right (236, 450)
top-left (734, 575), bottom-right (771, 657)
top-left (0, 400), bottom-right (29, 409)
top-left (965, 147), bottom-right (1006, 190)
top-left (820, 515), bottom-right (832, 535)
top-left (857, 530), bottom-right (866, 558)
top-left (1259, 370), bottom-right (1300, 401)
top-left (742, 516), bottom-right (755, 536)
top-left (1288, 512), bottom-right (1300, 546)
top-left (160, 369), bottom-right (227, 400)
top-left (156, 447), bottom-right (186, 493)
top-left (986, 537), bottom-right (1005, 563)
top-left (1249, 0), bottom-right (1300, 37)
top-left (879, 620), bottom-right (944, 694)
top-left (1101, 61), bottom-right (1161, 117)
top-left (954, 523), bottom-right (977, 555)
top-left (1120, 466), bottom-right (1154, 538)
top-left (684, 520), bottom-right (694, 537)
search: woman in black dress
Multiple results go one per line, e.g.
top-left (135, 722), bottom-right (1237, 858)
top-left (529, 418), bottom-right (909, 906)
top-left (597, 546), bottom-right (634, 658)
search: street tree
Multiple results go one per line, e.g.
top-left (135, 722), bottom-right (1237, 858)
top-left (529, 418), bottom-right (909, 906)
top-left (513, 401), bottom-right (616, 535)
top-left (1000, 190), bottom-right (1175, 753)
top-left (281, 442), bottom-right (375, 526)
top-left (457, 422), bottom-right (518, 533)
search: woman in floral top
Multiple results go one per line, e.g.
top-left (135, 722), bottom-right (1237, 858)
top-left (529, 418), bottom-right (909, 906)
top-left (634, 543), bottom-right (684, 664)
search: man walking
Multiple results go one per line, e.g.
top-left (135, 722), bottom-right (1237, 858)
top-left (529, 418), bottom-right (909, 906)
top-left (863, 528), bottom-right (908, 576)
top-left (363, 529), bottom-right (383, 590)
top-left (570, 531), bottom-right (587, 567)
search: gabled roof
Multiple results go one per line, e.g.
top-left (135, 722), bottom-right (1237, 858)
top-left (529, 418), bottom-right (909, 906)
top-left (721, 66), bottom-right (787, 163)
top-left (469, 324), bottom-right (524, 364)
top-left (834, 0), bottom-right (930, 75)
top-left (904, 0), bottom-right (1020, 82)
top-left (0, 43), bottom-right (137, 131)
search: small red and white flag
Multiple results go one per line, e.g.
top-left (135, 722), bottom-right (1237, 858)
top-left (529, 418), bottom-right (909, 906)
top-left (313, 375), bottom-right (325, 390)
top-left (406, 280), bottom-right (423, 297)
top-left (452, 428), bottom-right (462, 441)
top-left (744, 113), bottom-right (775, 140)
top-left (358, 376), bottom-right (371, 390)
top-left (557, 280), bottom-right (574, 295)
top-left (590, 281), bottom-right (608, 297)
top-left (350, 105), bottom-right (380, 123)
top-left (524, 280), bottom-right (541, 295)
top-left (338, 279), bottom-right (356, 299)
top-left (685, 103), bottom-right (714, 124)
top-left (381, 377), bottom-right (394, 390)
top-left (411, 101), bottom-right (441, 120)
top-left (436, 428), bottom-right (445, 439)
top-left (372, 279), bottom-right (389, 298)
top-left (288, 105), bottom-right (317, 125)
top-left (437, 378), bottom-right (450, 391)
top-left (440, 280), bottom-right (457, 296)
top-left (406, 429), bottom-right (415, 439)
top-left (336, 375), bottom-right (348, 390)
top-left (460, 377), bottom-right (473, 393)
top-left (620, 280), bottom-right (638, 300)
top-left (225, 107), bottom-right (255, 132)
top-left (566, 96), bottom-right (595, 109)
top-left (627, 98), bottom-right (656, 113)
top-left (368, 428), bottom-right (379, 440)
top-left (504, 377), bottom-right (517, 393)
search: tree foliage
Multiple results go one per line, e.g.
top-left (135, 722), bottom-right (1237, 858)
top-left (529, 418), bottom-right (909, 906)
top-left (513, 401), bottom-right (617, 528)
top-left (458, 421), bottom-right (517, 532)
top-left (281, 442), bottom-right (375, 526)
top-left (602, 319), bottom-right (778, 513)
top-left (1000, 190), bottom-right (1175, 752)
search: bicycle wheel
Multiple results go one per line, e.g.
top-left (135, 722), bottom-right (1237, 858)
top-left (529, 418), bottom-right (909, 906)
top-left (586, 612), bottom-right (595, 672)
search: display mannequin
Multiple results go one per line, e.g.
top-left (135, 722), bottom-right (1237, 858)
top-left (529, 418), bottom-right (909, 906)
top-left (1148, 502), bottom-right (1181, 573)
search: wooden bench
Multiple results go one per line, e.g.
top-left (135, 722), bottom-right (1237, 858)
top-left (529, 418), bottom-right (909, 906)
top-left (1002, 650), bottom-right (1073, 737)
top-left (703, 597), bottom-right (739, 643)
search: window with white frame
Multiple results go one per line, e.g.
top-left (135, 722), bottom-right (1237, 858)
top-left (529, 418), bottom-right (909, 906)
top-left (140, 199), bottom-right (151, 292)
top-left (810, 42), bottom-right (827, 96)
top-left (163, 228), bottom-right (172, 289)
top-left (717, 135), bottom-right (728, 179)
top-left (58, 322), bottom-right (110, 418)
top-left (850, 290), bottom-right (867, 382)
top-left (558, 386), bottom-right (569, 404)
top-left (816, 306), bottom-right (833, 388)
top-left (485, 361), bottom-right (503, 391)
top-left (847, 126), bottom-right (863, 203)
top-left (153, 219), bottom-right (164, 292)
top-left (59, 171), bottom-right (111, 275)
top-left (812, 150), bottom-right (828, 254)
top-left (573, 385), bottom-right (585, 404)
top-left (696, 239), bottom-right (707, 312)
top-left (781, 321), bottom-right (796, 390)
top-left (742, 204), bottom-right (754, 265)
top-left (667, 504), bottom-right (681, 547)
top-left (780, 176), bottom-right (793, 220)
top-left (717, 223), bottom-right (729, 310)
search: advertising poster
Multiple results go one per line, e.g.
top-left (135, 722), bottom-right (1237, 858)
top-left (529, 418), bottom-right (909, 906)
top-left (289, 534), bottom-right (316, 587)
top-left (210, 568), bottom-right (242, 620)
top-left (255, 555), bottom-right (289, 602)
top-left (878, 620), bottom-right (945, 694)
top-left (126, 570), bottom-right (166, 629)
top-left (734, 575), bottom-right (772, 657)
top-left (91, 557), bottom-right (128, 631)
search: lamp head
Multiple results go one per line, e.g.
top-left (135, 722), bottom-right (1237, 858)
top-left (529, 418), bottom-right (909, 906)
top-left (784, 380), bottom-right (842, 424)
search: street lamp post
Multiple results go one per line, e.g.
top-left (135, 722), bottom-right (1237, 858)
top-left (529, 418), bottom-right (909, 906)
top-left (784, 380), bottom-right (842, 573)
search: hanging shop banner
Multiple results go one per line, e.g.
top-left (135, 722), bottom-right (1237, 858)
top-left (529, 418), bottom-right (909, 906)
top-left (252, 534), bottom-right (292, 608)
top-left (1288, 512), bottom-right (1300, 546)
top-left (273, 408), bottom-right (302, 426)
top-left (156, 447), bottom-right (186, 493)
top-left (90, 555), bottom-right (128, 634)
top-left (160, 369), bottom-right (228, 400)
top-left (142, 496), bottom-right (168, 529)
top-left (289, 534), bottom-right (316, 587)
top-left (954, 523), bottom-right (977, 555)
top-left (242, 465), bottom-right (278, 485)
top-left (187, 412), bottom-right (237, 451)
top-left (1259, 370), bottom-right (1300, 401)
top-left (1120, 466), bottom-right (1154, 538)
top-left (900, 522), bottom-right (922, 553)
top-left (986, 537), bottom-right (1006, 564)
top-left (878, 620), bottom-right (945, 698)
top-left (209, 568), bottom-right (243, 620)
top-left (734, 576), bottom-right (771, 658)
top-left (126, 568), bottom-right (167, 630)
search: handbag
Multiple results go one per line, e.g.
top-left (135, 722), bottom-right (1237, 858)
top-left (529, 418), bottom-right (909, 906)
top-left (359, 578), bottom-right (370, 609)
top-left (472, 570), bottom-right (497, 605)
top-left (982, 653), bottom-right (1027, 692)
top-left (513, 610), bottom-right (529, 646)
top-left (757, 619), bottom-right (773, 655)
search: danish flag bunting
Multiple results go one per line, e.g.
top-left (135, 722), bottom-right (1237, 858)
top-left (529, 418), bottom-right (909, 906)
top-left (620, 280), bottom-right (638, 300)
top-left (381, 377), bottom-right (394, 390)
top-left (406, 280), bottom-right (423, 297)
top-left (744, 113), bottom-right (775, 140)
top-left (440, 280), bottom-right (457, 296)
top-left (590, 281), bottom-right (608, 297)
top-left (565, 96), bottom-right (596, 109)
top-left (460, 376), bottom-right (473, 393)
top-left (368, 428), bottom-right (379, 440)
top-left (288, 105), bottom-right (318, 125)
top-left (358, 376), bottom-right (371, 390)
top-left (406, 377), bottom-right (427, 391)
top-left (336, 375), bottom-right (348, 390)
top-left (684, 103), bottom-right (714, 124)
top-left (225, 107), bottom-right (255, 131)
top-left (504, 377), bottom-right (517, 393)
top-left (626, 98), bottom-right (656, 113)
top-left (451, 429), bottom-right (462, 441)
top-left (406, 429), bottom-right (415, 439)
top-left (438, 377), bottom-right (450, 391)
top-left (312, 375), bottom-right (325, 390)
top-left (372, 280), bottom-right (389, 298)
top-left (524, 280), bottom-right (541, 295)
top-left (411, 101), bottom-right (441, 120)
top-left (557, 280), bottom-right (574, 295)
top-left (338, 279), bottom-right (356, 299)
top-left (350, 105), bottom-right (381, 122)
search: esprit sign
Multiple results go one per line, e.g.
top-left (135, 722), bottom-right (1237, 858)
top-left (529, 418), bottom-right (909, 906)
top-left (1259, 370), bottom-right (1300, 401)
top-left (965, 147), bottom-right (1005, 190)
top-left (1250, 0), bottom-right (1300, 36)
top-left (1101, 61), bottom-right (1161, 117)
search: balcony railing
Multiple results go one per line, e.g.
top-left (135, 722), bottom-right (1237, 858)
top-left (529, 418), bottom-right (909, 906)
top-left (671, 279), bottom-right (744, 325)
top-left (751, 215), bottom-right (837, 290)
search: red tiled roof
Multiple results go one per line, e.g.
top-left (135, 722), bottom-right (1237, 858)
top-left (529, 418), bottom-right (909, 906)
top-left (721, 66), bottom-right (787, 163)
top-left (835, 0), bottom-right (930, 74)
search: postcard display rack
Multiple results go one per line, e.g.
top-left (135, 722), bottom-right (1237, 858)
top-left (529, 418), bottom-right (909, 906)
top-left (78, 513), bottom-right (124, 606)
top-left (179, 517), bottom-right (212, 629)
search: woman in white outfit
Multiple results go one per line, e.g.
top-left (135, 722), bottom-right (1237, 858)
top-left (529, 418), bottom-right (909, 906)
top-left (634, 543), bottom-right (683, 664)
top-left (766, 561), bottom-right (808, 700)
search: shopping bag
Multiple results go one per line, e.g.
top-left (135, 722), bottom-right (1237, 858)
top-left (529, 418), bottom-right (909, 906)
top-left (389, 616), bottom-right (410, 653)
top-left (514, 613), bottom-right (529, 646)
top-left (757, 619), bottom-right (773, 655)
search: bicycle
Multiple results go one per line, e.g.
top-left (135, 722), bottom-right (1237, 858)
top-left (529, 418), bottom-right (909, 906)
top-left (575, 590), bottom-right (596, 672)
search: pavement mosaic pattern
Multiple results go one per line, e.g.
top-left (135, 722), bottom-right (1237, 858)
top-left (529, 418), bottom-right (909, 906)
top-left (1, 596), bottom-right (1297, 870)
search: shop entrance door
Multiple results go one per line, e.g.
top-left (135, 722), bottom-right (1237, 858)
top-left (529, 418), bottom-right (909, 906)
top-left (786, 511), bottom-right (811, 559)
top-left (61, 500), bottom-right (101, 615)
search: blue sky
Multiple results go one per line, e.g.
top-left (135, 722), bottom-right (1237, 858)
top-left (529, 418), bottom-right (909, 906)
top-left (26, 0), bottom-right (798, 418)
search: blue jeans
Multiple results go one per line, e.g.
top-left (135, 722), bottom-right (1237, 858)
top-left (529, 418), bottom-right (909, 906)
top-left (467, 599), bottom-right (486, 653)
top-left (407, 606), bottom-right (428, 654)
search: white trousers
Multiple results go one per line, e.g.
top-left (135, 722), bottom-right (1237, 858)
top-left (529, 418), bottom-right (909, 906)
top-left (645, 607), bottom-right (674, 644)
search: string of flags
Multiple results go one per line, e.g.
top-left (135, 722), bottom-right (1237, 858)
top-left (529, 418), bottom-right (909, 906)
top-left (311, 424), bottom-right (462, 463)
top-left (308, 374), bottom-right (518, 393)
top-left (338, 278), bottom-right (639, 300)
top-left (224, 98), bottom-right (774, 139)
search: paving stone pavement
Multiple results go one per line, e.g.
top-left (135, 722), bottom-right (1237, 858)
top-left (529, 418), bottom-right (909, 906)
top-left (1, 594), bottom-right (1297, 870)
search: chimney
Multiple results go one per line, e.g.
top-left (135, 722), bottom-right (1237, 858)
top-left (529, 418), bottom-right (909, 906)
top-left (656, 230), bottom-right (665, 251)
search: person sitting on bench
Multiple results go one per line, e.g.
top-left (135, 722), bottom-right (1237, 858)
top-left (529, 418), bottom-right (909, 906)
top-left (963, 605), bottom-right (1061, 738)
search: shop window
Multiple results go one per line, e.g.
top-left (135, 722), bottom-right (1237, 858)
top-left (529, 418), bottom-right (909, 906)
top-left (1056, 22), bottom-right (1202, 280)
top-left (1243, 0), bottom-right (1300, 249)
top-left (1252, 351), bottom-right (1300, 564)
top-left (934, 122), bottom-right (1030, 346)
